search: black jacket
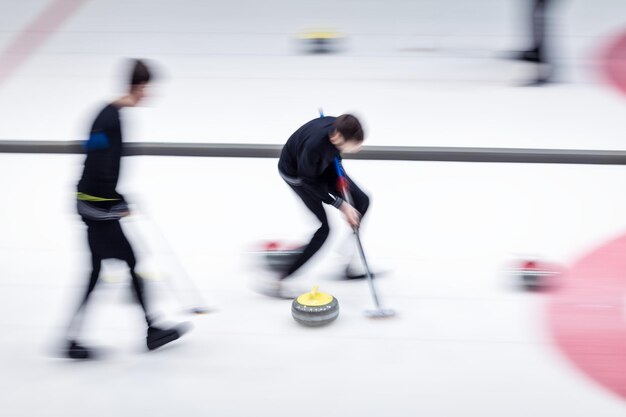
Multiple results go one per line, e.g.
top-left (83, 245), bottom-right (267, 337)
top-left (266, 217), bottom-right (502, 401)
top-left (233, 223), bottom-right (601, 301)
top-left (76, 103), bottom-right (128, 219)
top-left (278, 116), bottom-right (343, 208)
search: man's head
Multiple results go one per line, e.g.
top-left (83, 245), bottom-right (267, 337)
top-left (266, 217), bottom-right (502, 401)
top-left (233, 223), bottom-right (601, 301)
top-left (329, 114), bottom-right (364, 153)
top-left (127, 59), bottom-right (152, 105)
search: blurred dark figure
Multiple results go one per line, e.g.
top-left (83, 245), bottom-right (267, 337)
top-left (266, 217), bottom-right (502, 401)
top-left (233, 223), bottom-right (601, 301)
top-left (65, 59), bottom-right (189, 359)
top-left (260, 115), bottom-right (370, 299)
top-left (514, 0), bottom-right (558, 85)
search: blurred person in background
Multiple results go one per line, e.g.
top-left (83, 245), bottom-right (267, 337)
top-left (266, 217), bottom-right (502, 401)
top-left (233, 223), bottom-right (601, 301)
top-left (262, 114), bottom-right (371, 298)
top-left (514, 0), bottom-right (559, 85)
top-left (65, 59), bottom-right (189, 359)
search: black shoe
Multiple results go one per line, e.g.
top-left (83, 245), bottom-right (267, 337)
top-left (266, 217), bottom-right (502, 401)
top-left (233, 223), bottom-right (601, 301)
top-left (66, 340), bottom-right (93, 360)
top-left (343, 267), bottom-right (376, 280)
top-left (517, 61), bottom-right (554, 87)
top-left (520, 77), bottom-right (550, 87)
top-left (520, 50), bottom-right (541, 63)
top-left (507, 49), bottom-right (541, 63)
top-left (146, 324), bottom-right (191, 351)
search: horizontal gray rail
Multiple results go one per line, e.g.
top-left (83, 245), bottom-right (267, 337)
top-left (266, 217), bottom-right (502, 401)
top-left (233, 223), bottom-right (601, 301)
top-left (2, 140), bottom-right (626, 165)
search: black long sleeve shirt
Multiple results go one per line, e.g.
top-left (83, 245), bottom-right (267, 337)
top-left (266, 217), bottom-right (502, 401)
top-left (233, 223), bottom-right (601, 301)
top-left (77, 103), bottom-right (126, 210)
top-left (278, 116), bottom-right (343, 208)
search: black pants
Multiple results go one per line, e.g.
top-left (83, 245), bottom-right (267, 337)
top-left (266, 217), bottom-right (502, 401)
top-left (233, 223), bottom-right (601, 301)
top-left (68, 218), bottom-right (152, 339)
top-left (530, 0), bottom-right (555, 63)
top-left (282, 176), bottom-right (370, 279)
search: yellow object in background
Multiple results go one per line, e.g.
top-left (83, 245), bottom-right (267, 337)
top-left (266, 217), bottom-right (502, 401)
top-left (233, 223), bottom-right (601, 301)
top-left (297, 29), bottom-right (342, 41)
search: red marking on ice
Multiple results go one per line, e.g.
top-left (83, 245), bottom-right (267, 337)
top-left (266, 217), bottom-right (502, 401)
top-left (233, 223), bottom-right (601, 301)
top-left (547, 233), bottom-right (626, 399)
top-left (0, 0), bottom-right (88, 87)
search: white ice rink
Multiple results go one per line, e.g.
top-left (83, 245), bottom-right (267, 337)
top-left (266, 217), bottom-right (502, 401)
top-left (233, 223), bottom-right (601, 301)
top-left (1, 1), bottom-right (626, 416)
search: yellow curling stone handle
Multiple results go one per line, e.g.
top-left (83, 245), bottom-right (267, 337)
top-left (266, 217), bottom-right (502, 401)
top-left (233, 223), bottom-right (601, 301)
top-left (298, 30), bottom-right (341, 40)
top-left (296, 286), bottom-right (334, 307)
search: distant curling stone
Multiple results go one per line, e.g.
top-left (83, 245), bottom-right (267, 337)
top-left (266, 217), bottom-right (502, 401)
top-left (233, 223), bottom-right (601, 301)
top-left (292, 286), bottom-right (339, 327)
top-left (263, 241), bottom-right (303, 274)
top-left (297, 29), bottom-right (343, 54)
top-left (514, 259), bottom-right (559, 291)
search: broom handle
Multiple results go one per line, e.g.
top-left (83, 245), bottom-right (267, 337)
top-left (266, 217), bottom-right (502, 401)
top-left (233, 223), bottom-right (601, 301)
top-left (334, 157), bottom-right (381, 308)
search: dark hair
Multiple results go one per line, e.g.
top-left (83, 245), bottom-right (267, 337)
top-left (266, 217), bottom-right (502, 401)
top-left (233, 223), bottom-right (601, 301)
top-left (333, 114), bottom-right (364, 142)
top-left (129, 59), bottom-right (151, 88)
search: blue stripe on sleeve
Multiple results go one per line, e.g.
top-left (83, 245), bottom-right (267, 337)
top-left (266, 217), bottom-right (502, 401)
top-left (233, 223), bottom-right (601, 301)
top-left (84, 132), bottom-right (109, 150)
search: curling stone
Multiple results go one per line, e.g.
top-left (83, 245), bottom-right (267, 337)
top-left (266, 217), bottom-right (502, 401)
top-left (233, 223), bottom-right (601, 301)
top-left (296, 29), bottom-right (343, 54)
top-left (514, 259), bottom-right (560, 291)
top-left (262, 241), bottom-right (303, 273)
top-left (292, 286), bottom-right (339, 327)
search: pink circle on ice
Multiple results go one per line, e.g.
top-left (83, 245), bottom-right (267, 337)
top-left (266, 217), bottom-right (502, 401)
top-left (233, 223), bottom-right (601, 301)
top-left (601, 29), bottom-right (626, 97)
top-left (547, 233), bottom-right (626, 399)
